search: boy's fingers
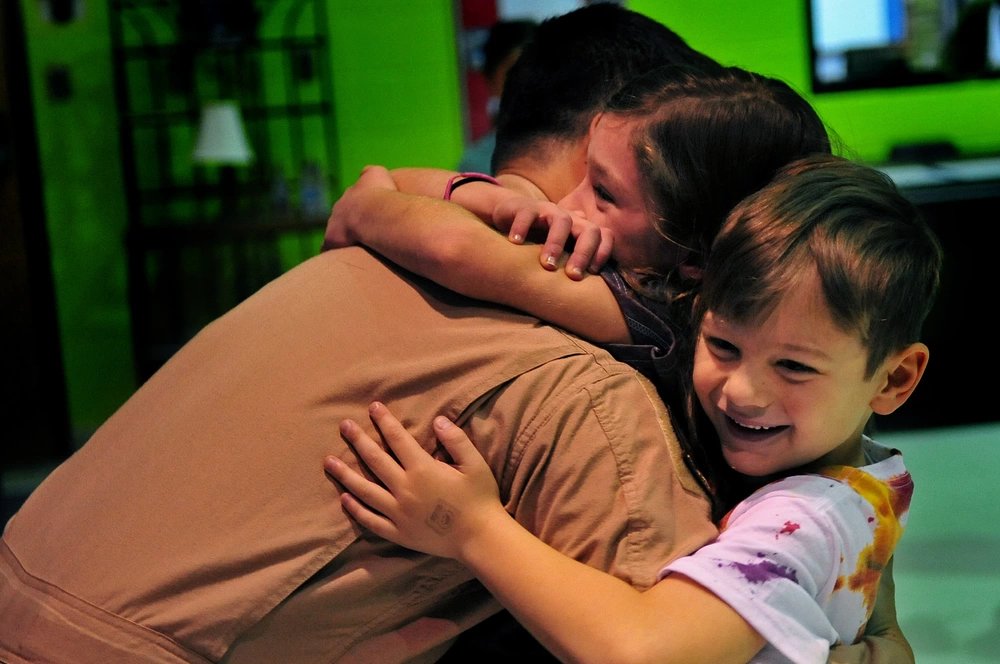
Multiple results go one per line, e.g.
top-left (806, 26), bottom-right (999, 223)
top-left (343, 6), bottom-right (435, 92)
top-left (338, 417), bottom-right (405, 488)
top-left (367, 402), bottom-right (435, 468)
top-left (431, 416), bottom-right (490, 475)
top-left (339, 491), bottom-right (398, 540)
top-left (324, 454), bottom-right (395, 518)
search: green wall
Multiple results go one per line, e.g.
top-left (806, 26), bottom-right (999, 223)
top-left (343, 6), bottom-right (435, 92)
top-left (22, 0), bottom-right (1000, 443)
top-left (22, 0), bottom-right (463, 442)
top-left (21, 2), bottom-right (133, 440)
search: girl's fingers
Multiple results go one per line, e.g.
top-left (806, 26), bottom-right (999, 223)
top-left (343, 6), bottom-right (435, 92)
top-left (564, 227), bottom-right (601, 280)
top-left (356, 164), bottom-right (395, 190)
top-left (506, 209), bottom-right (535, 244)
top-left (539, 215), bottom-right (573, 269)
top-left (591, 228), bottom-right (615, 273)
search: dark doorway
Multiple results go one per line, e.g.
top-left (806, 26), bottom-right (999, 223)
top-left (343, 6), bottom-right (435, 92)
top-left (0, 1), bottom-right (72, 493)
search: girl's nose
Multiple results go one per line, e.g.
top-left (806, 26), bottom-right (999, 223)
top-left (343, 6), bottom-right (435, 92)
top-left (556, 179), bottom-right (589, 215)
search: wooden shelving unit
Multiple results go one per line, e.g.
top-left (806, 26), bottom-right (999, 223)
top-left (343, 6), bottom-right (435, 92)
top-left (109, 0), bottom-right (338, 381)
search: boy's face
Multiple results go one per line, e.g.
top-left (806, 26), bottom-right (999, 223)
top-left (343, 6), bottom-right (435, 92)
top-left (556, 113), bottom-right (686, 272)
top-left (692, 269), bottom-right (888, 478)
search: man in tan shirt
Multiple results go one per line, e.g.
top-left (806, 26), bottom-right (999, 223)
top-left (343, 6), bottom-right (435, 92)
top-left (1, 7), bottom-right (719, 663)
top-left (0, 5), bottom-right (910, 663)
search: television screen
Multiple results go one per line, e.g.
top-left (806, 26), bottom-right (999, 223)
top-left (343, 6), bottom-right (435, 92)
top-left (807, 0), bottom-right (1000, 92)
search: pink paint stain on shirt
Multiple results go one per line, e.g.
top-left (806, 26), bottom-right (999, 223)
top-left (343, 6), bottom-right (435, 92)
top-left (776, 520), bottom-right (800, 539)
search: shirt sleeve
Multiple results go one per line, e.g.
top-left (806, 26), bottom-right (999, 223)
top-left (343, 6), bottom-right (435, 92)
top-left (469, 354), bottom-right (717, 591)
top-left (660, 476), bottom-right (870, 664)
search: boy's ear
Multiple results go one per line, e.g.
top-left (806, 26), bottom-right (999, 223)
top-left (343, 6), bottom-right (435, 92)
top-left (870, 343), bottom-right (929, 416)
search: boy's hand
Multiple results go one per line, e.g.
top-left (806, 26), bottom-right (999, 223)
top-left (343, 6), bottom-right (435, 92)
top-left (324, 402), bottom-right (504, 561)
top-left (323, 165), bottom-right (397, 250)
top-left (492, 198), bottom-right (614, 280)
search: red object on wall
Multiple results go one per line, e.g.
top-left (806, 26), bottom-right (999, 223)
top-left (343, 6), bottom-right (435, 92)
top-left (466, 70), bottom-right (491, 140)
top-left (460, 0), bottom-right (498, 140)
top-left (461, 0), bottom-right (497, 28)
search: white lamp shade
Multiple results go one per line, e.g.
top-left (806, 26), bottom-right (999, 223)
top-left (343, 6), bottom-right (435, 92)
top-left (192, 101), bottom-right (254, 166)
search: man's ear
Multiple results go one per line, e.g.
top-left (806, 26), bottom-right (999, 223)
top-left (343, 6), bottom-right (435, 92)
top-left (870, 342), bottom-right (929, 416)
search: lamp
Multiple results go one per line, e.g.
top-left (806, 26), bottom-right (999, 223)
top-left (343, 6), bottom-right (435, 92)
top-left (193, 100), bottom-right (253, 216)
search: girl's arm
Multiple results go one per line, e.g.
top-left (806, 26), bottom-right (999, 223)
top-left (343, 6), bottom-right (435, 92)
top-left (389, 167), bottom-right (612, 272)
top-left (326, 166), bottom-right (629, 344)
top-left (325, 402), bottom-right (764, 664)
top-left (326, 166), bottom-right (612, 278)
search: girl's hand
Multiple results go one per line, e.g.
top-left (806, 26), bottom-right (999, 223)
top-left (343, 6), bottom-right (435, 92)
top-left (323, 165), bottom-right (398, 250)
top-left (324, 402), bottom-right (505, 561)
top-left (492, 197), bottom-right (614, 280)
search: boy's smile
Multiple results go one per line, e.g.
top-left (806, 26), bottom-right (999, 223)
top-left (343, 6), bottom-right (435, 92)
top-left (693, 269), bottom-right (883, 478)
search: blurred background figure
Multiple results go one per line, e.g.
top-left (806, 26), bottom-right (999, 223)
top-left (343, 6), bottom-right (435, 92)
top-left (942, 0), bottom-right (1000, 77)
top-left (458, 18), bottom-right (537, 173)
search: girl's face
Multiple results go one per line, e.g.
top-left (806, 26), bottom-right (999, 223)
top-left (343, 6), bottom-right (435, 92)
top-left (693, 269), bottom-right (888, 478)
top-left (557, 113), bottom-right (684, 272)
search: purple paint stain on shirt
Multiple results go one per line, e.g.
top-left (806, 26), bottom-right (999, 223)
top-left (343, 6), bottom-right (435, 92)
top-left (730, 557), bottom-right (798, 584)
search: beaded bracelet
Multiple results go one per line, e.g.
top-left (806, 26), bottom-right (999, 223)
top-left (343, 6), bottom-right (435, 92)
top-left (443, 172), bottom-right (500, 201)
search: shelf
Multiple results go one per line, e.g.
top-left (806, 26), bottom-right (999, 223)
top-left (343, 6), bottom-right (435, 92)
top-left (117, 34), bottom-right (326, 58)
top-left (124, 101), bottom-right (332, 126)
top-left (111, 0), bottom-right (336, 382)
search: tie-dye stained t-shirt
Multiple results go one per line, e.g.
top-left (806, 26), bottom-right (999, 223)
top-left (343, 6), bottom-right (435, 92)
top-left (659, 437), bottom-right (912, 664)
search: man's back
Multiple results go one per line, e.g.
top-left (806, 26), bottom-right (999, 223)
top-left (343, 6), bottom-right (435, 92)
top-left (2, 247), bottom-right (714, 663)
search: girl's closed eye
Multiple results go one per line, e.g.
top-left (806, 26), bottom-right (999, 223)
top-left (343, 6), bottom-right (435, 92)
top-left (592, 182), bottom-right (615, 205)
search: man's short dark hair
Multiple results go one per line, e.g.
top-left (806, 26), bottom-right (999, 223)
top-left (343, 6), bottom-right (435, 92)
top-left (491, 2), bottom-right (721, 171)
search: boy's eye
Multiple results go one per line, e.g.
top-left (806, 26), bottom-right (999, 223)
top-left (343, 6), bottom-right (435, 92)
top-left (776, 359), bottom-right (818, 375)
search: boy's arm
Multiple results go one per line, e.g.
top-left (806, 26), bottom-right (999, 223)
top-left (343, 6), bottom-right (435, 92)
top-left (326, 167), bottom-right (629, 344)
top-left (828, 558), bottom-right (914, 663)
top-left (328, 404), bottom-right (765, 664)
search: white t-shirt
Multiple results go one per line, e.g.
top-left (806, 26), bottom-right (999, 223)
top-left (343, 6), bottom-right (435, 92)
top-left (660, 438), bottom-right (912, 664)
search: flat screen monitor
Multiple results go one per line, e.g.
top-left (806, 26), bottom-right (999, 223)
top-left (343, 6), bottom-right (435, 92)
top-left (807, 0), bottom-right (1000, 92)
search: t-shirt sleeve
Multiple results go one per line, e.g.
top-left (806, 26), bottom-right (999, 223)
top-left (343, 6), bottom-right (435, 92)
top-left (659, 479), bottom-right (858, 664)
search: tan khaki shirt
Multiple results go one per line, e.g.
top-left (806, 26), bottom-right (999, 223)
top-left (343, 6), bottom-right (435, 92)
top-left (1, 248), bottom-right (715, 663)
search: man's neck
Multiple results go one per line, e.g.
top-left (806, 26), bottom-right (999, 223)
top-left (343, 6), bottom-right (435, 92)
top-left (495, 173), bottom-right (548, 201)
top-left (496, 138), bottom-right (587, 203)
